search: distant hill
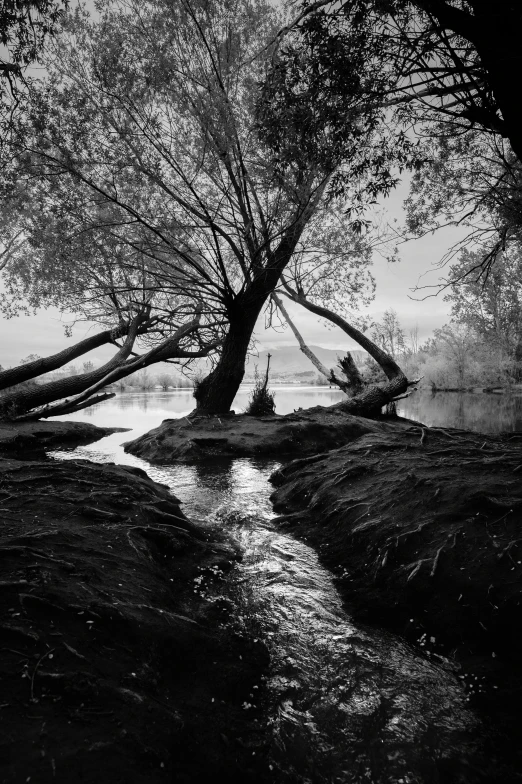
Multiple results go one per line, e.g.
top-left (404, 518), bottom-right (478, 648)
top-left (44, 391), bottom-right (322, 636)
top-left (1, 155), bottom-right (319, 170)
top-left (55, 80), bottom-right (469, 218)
top-left (244, 345), bottom-right (367, 380)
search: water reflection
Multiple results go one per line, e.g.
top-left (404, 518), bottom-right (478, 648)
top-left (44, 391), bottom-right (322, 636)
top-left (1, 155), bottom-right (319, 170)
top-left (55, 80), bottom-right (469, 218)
top-left (55, 387), bottom-right (522, 436)
top-left (397, 391), bottom-right (522, 433)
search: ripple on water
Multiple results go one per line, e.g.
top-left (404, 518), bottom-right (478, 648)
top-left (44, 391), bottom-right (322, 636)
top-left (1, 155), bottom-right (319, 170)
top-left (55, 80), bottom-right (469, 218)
top-left (51, 436), bottom-right (488, 784)
top-left (221, 509), bottom-right (483, 783)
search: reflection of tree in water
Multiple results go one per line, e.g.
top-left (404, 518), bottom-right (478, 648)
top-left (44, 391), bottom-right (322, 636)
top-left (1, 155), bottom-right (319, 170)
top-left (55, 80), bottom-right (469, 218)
top-left (398, 392), bottom-right (522, 433)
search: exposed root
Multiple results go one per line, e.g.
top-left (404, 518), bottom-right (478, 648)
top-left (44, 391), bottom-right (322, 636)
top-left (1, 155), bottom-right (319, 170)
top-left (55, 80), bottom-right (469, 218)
top-left (30, 648), bottom-right (55, 703)
top-left (430, 546), bottom-right (444, 578)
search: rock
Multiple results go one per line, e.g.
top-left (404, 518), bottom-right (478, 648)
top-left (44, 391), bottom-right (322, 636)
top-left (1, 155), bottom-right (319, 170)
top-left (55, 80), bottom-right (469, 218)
top-left (0, 456), bottom-right (269, 784)
top-left (0, 419), bottom-right (126, 459)
top-left (123, 408), bottom-right (410, 463)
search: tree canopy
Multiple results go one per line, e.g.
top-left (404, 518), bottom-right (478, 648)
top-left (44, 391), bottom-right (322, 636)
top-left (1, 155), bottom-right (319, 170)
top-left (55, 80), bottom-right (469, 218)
top-left (2, 0), bottom-right (396, 413)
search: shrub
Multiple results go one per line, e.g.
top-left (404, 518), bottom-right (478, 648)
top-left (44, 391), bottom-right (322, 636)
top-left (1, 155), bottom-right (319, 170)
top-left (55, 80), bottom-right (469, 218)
top-left (245, 357), bottom-right (275, 416)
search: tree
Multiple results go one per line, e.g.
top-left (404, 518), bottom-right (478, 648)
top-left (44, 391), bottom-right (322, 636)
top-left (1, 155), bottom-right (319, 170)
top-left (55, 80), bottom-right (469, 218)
top-left (274, 1), bottom-right (522, 276)
top-left (155, 373), bottom-right (174, 391)
top-left (276, 280), bottom-right (416, 415)
top-left (271, 292), bottom-right (365, 395)
top-left (371, 309), bottom-right (406, 359)
top-left (431, 323), bottom-right (475, 389)
top-left (0, 307), bottom-right (219, 420)
top-left (444, 248), bottom-right (522, 380)
top-left (4, 0), bottom-right (411, 415)
top-left (284, 1), bottom-right (522, 165)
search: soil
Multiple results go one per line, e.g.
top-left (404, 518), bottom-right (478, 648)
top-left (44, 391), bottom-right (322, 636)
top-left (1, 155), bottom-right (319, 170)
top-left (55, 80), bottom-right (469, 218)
top-left (0, 420), bottom-right (126, 460)
top-left (4, 412), bottom-right (522, 781)
top-left (123, 407), bottom-right (408, 463)
top-left (0, 432), bottom-right (270, 783)
top-left (270, 422), bottom-right (522, 773)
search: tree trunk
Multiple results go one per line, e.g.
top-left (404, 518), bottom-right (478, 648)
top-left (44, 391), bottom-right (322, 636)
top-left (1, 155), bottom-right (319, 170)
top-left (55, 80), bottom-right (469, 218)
top-left (2, 314), bottom-right (214, 421)
top-left (333, 372), bottom-right (408, 416)
top-left (0, 318), bottom-right (143, 418)
top-left (337, 354), bottom-right (365, 395)
top-left (272, 292), bottom-right (363, 395)
top-left (0, 322), bottom-right (141, 393)
top-left (281, 285), bottom-right (414, 415)
top-left (192, 177), bottom-right (330, 416)
top-left (194, 308), bottom-right (258, 415)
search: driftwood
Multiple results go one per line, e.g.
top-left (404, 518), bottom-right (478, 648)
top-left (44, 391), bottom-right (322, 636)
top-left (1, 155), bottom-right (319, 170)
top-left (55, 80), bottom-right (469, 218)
top-left (272, 292), bottom-right (364, 395)
top-left (277, 282), bottom-right (417, 415)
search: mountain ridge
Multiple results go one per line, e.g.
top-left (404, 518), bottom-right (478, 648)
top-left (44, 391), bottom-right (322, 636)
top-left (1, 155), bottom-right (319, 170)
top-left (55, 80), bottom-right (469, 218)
top-left (244, 345), bottom-right (367, 379)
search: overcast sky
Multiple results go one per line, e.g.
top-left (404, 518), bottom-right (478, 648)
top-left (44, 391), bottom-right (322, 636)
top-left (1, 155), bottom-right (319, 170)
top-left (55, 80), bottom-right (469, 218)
top-left (0, 178), bottom-right (467, 369)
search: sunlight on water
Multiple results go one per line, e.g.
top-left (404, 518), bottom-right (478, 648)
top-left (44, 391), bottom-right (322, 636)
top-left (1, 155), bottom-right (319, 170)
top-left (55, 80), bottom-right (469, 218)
top-left (222, 511), bottom-right (480, 783)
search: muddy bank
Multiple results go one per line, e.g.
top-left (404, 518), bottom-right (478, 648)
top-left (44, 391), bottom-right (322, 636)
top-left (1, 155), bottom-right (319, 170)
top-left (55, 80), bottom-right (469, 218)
top-left (123, 408), bottom-right (407, 463)
top-left (270, 424), bottom-right (522, 655)
top-left (0, 456), bottom-right (269, 784)
top-left (0, 419), bottom-right (125, 460)
top-left (270, 425), bottom-right (522, 768)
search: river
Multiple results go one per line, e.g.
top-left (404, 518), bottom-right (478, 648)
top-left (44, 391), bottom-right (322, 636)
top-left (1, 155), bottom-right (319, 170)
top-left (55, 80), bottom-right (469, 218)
top-left (48, 388), bottom-right (514, 782)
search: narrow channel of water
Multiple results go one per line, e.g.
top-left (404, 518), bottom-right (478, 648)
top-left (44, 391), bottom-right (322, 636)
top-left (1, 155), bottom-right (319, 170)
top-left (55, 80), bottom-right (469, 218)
top-left (50, 430), bottom-right (488, 782)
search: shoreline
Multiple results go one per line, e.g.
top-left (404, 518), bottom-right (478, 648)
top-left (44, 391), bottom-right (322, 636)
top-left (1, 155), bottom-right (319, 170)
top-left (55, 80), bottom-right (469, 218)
top-left (0, 422), bottom-right (272, 784)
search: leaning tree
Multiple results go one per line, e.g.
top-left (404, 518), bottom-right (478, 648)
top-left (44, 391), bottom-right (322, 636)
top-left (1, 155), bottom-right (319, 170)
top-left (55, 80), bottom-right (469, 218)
top-left (5, 0), bottom-right (406, 415)
top-left (0, 191), bottom-right (222, 420)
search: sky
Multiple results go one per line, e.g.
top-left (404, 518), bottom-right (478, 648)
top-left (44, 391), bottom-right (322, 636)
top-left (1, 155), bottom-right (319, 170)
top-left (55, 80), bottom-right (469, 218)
top-left (0, 175), bottom-right (467, 369)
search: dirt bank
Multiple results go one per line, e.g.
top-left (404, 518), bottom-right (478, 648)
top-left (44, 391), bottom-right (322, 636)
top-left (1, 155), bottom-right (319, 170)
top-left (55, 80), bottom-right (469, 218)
top-left (123, 408), bottom-right (408, 462)
top-left (0, 419), bottom-right (125, 460)
top-left (270, 424), bottom-right (522, 654)
top-left (0, 456), bottom-right (269, 784)
top-left (270, 424), bottom-right (522, 770)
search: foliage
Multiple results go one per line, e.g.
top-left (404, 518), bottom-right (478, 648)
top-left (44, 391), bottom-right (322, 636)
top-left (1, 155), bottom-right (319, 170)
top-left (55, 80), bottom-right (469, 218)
top-left (0, 0), bottom-right (68, 145)
top-left (272, 1), bottom-right (522, 276)
top-left (404, 129), bottom-right (522, 279)
top-left (1, 0), bottom-right (67, 70)
top-left (284, 1), bottom-right (522, 159)
top-left (257, 0), bottom-right (420, 213)
top-left (371, 309), bottom-right (405, 359)
top-left (445, 249), bottom-right (522, 361)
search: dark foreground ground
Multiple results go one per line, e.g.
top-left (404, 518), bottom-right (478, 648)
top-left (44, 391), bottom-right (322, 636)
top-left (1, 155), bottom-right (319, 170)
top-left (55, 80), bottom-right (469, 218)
top-left (2, 414), bottom-right (522, 782)
top-left (0, 427), bottom-right (270, 783)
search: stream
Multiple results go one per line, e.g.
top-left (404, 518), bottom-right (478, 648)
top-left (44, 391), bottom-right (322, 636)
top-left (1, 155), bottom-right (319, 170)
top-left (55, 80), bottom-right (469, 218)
top-left (50, 423), bottom-right (489, 783)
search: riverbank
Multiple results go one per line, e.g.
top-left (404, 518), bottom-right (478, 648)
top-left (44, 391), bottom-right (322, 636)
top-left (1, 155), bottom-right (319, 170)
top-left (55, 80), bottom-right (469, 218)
top-left (0, 431), bottom-right (270, 783)
top-left (0, 420), bottom-right (126, 460)
top-left (270, 423), bottom-right (522, 771)
top-left (4, 413), bottom-right (522, 781)
top-left (123, 407), bottom-right (410, 462)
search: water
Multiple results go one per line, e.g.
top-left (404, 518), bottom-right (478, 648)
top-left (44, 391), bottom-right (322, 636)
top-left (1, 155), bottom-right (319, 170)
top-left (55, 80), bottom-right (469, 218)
top-left (397, 390), bottom-right (522, 433)
top-left (48, 388), bottom-right (503, 781)
top-left (57, 387), bottom-right (522, 437)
